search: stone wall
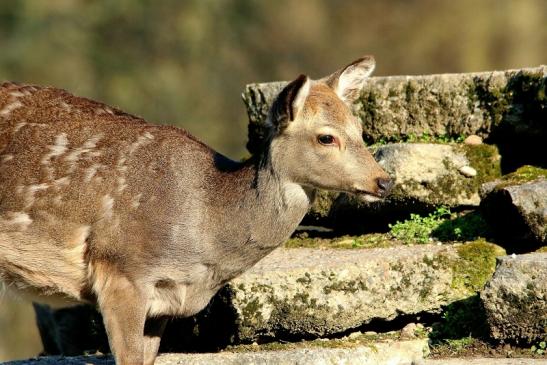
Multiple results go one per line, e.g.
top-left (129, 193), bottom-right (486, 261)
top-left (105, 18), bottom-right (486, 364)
top-left (243, 66), bottom-right (546, 171)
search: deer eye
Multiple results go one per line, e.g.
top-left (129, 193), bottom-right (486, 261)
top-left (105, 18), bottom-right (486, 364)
top-left (317, 134), bottom-right (336, 145)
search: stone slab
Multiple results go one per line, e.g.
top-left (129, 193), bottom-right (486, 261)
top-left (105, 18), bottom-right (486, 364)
top-left (1, 339), bottom-right (428, 365)
top-left (481, 253), bottom-right (547, 344)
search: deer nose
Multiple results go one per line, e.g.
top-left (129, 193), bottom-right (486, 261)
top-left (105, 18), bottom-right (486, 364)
top-left (376, 177), bottom-right (393, 197)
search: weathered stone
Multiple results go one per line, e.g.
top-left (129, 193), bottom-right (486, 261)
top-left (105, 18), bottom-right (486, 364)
top-left (330, 143), bottom-right (501, 232)
top-left (480, 173), bottom-right (547, 244)
top-left (481, 253), bottom-right (547, 344)
top-left (243, 66), bottom-right (546, 171)
top-left (31, 242), bottom-right (504, 354)
top-left (3, 339), bottom-right (429, 365)
top-left (218, 242), bottom-right (504, 342)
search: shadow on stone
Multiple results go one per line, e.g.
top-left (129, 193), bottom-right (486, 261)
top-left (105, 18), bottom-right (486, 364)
top-left (33, 285), bottom-right (240, 356)
top-left (429, 295), bottom-right (490, 344)
top-left (484, 70), bottom-right (546, 173)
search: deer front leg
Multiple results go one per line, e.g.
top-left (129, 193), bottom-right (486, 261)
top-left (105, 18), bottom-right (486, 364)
top-left (143, 317), bottom-right (167, 365)
top-left (96, 272), bottom-right (147, 365)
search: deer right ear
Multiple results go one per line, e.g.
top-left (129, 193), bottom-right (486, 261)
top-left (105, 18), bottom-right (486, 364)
top-left (269, 74), bottom-right (310, 133)
top-left (323, 55), bottom-right (375, 105)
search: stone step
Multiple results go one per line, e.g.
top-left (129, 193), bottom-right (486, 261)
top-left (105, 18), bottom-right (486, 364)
top-left (225, 241), bottom-right (504, 342)
top-left (32, 241), bottom-right (505, 354)
top-left (2, 339), bottom-right (428, 365)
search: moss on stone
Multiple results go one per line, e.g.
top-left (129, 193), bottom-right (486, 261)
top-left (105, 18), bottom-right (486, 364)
top-left (241, 298), bottom-right (264, 326)
top-left (323, 279), bottom-right (368, 295)
top-left (285, 233), bottom-right (395, 249)
top-left (225, 331), bottom-right (403, 353)
top-left (536, 246), bottom-right (547, 253)
top-left (461, 144), bottom-right (502, 183)
top-left (494, 165), bottom-right (547, 189)
top-left (422, 144), bottom-right (502, 204)
top-left (470, 76), bottom-right (510, 126)
top-left (451, 240), bottom-right (506, 293)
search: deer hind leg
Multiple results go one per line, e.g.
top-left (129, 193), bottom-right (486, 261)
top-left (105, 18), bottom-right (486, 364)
top-left (93, 263), bottom-right (147, 365)
top-left (143, 317), bottom-right (167, 365)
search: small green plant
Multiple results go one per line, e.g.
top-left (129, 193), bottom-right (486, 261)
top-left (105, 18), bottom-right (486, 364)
top-left (443, 336), bottom-right (476, 351)
top-left (389, 207), bottom-right (451, 243)
top-left (531, 341), bottom-right (546, 355)
top-left (389, 207), bottom-right (492, 244)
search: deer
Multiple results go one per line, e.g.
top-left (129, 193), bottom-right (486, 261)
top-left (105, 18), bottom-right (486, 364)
top-left (0, 56), bottom-right (392, 365)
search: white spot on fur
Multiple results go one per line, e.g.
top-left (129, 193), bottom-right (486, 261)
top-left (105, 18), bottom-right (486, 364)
top-left (42, 133), bottom-right (68, 164)
top-left (0, 212), bottom-right (33, 230)
top-left (14, 122), bottom-right (26, 133)
top-left (28, 183), bottom-right (49, 193)
top-left (84, 165), bottom-right (99, 182)
top-left (65, 134), bottom-right (103, 164)
top-left (0, 101), bottom-right (23, 116)
top-left (22, 183), bottom-right (49, 209)
top-left (131, 193), bottom-right (142, 209)
top-left (128, 132), bottom-right (154, 155)
top-left (117, 177), bottom-right (127, 193)
top-left (1, 154), bottom-right (13, 163)
top-left (101, 194), bottom-right (114, 218)
top-left (60, 102), bottom-right (72, 111)
top-left (9, 91), bottom-right (25, 98)
top-left (53, 176), bottom-right (70, 187)
top-left (95, 107), bottom-right (114, 115)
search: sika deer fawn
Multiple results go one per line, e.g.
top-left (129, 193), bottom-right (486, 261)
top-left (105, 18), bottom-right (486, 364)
top-left (0, 56), bottom-right (392, 365)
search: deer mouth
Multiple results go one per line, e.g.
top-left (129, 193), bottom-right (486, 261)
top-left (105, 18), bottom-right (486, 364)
top-left (353, 189), bottom-right (383, 203)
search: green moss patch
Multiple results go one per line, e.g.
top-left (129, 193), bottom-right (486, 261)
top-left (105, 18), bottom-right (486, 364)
top-left (494, 165), bottom-right (547, 189)
top-left (285, 233), bottom-right (395, 249)
top-left (451, 240), bottom-right (506, 293)
top-left (461, 144), bottom-right (502, 184)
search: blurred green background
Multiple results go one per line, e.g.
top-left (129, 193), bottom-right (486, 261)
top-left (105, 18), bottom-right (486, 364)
top-left (0, 0), bottom-right (546, 361)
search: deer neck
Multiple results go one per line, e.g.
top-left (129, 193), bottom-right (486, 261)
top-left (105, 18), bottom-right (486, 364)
top-left (204, 150), bottom-right (314, 281)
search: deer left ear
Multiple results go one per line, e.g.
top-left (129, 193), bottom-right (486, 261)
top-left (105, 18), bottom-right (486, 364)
top-left (324, 55), bottom-right (375, 105)
top-left (269, 74), bottom-right (310, 133)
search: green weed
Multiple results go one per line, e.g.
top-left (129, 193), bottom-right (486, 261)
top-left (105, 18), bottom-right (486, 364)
top-left (389, 207), bottom-right (492, 244)
top-left (389, 207), bottom-right (451, 243)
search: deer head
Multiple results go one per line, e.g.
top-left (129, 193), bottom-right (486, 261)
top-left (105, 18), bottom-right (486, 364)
top-left (266, 56), bottom-right (393, 201)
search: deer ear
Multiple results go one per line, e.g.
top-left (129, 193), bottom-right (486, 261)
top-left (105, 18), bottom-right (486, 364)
top-left (269, 74), bottom-right (310, 132)
top-left (324, 55), bottom-right (375, 104)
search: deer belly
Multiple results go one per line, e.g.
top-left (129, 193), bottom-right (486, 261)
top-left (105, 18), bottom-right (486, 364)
top-left (0, 225), bottom-right (89, 305)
